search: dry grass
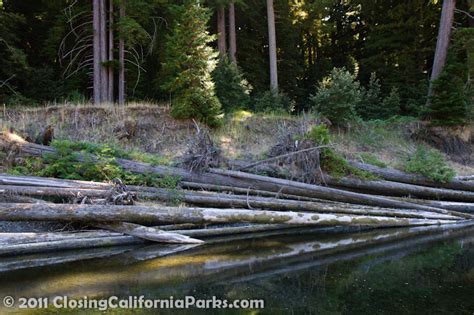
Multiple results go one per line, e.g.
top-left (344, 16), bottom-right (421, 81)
top-left (1, 102), bottom-right (472, 175)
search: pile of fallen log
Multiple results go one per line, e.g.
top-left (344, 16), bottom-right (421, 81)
top-left (0, 131), bottom-right (472, 257)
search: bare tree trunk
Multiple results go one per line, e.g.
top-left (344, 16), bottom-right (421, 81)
top-left (228, 1), bottom-right (237, 63)
top-left (99, 0), bottom-right (108, 103)
top-left (267, 0), bottom-right (278, 92)
top-left (217, 5), bottom-right (227, 58)
top-left (93, 0), bottom-right (101, 103)
top-left (108, 0), bottom-right (114, 103)
top-left (118, 0), bottom-right (126, 105)
top-left (428, 0), bottom-right (456, 98)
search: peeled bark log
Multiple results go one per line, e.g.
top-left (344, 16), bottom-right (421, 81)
top-left (209, 168), bottom-right (473, 219)
top-left (0, 203), bottom-right (455, 227)
top-left (1, 134), bottom-right (470, 218)
top-left (349, 160), bottom-right (474, 192)
top-left (1, 184), bottom-right (461, 220)
top-left (456, 175), bottom-right (474, 181)
top-left (95, 222), bottom-right (204, 244)
top-left (325, 176), bottom-right (474, 202)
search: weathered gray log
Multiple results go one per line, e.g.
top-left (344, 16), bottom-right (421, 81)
top-left (180, 181), bottom-right (327, 202)
top-left (209, 168), bottom-right (473, 219)
top-left (95, 222), bottom-right (204, 244)
top-left (349, 160), bottom-right (474, 192)
top-left (455, 175), bottom-right (474, 181)
top-left (0, 203), bottom-right (455, 227)
top-left (325, 176), bottom-right (474, 202)
top-left (2, 134), bottom-right (470, 218)
top-left (1, 184), bottom-right (461, 220)
top-left (391, 198), bottom-right (474, 214)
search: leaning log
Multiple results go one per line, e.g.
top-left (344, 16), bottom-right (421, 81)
top-left (95, 222), bottom-right (204, 244)
top-left (324, 176), bottom-right (474, 202)
top-left (208, 168), bottom-right (473, 219)
top-left (0, 203), bottom-right (456, 227)
top-left (349, 160), bottom-right (474, 192)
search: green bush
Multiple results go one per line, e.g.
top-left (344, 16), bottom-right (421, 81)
top-left (357, 73), bottom-right (400, 120)
top-left (10, 140), bottom-right (179, 188)
top-left (404, 146), bottom-right (455, 183)
top-left (253, 90), bottom-right (295, 114)
top-left (304, 124), bottom-right (330, 145)
top-left (212, 57), bottom-right (251, 113)
top-left (310, 67), bottom-right (361, 125)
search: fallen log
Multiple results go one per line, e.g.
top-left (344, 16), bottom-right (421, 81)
top-left (95, 222), bottom-right (204, 244)
top-left (2, 134), bottom-right (470, 218)
top-left (349, 160), bottom-right (474, 192)
top-left (1, 184), bottom-right (461, 220)
top-left (324, 176), bottom-right (474, 202)
top-left (0, 203), bottom-right (456, 227)
top-left (391, 198), bottom-right (474, 214)
top-left (208, 168), bottom-right (473, 219)
top-left (455, 175), bottom-right (474, 181)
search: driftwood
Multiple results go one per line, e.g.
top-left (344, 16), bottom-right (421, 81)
top-left (208, 168), bottom-right (473, 219)
top-left (0, 184), bottom-right (461, 221)
top-left (455, 175), bottom-right (474, 181)
top-left (325, 176), bottom-right (474, 202)
top-left (0, 203), bottom-right (456, 227)
top-left (95, 222), bottom-right (204, 244)
top-left (349, 160), bottom-right (474, 192)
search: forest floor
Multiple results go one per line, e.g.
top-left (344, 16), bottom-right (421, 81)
top-left (1, 102), bottom-right (473, 175)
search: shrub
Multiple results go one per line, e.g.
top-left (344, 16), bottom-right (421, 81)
top-left (310, 67), bottom-right (361, 125)
top-left (357, 152), bottom-right (387, 168)
top-left (404, 146), bottom-right (455, 183)
top-left (253, 90), bottom-right (295, 114)
top-left (304, 124), bottom-right (330, 145)
top-left (10, 140), bottom-right (178, 188)
top-left (212, 57), bottom-right (251, 113)
top-left (358, 73), bottom-right (400, 120)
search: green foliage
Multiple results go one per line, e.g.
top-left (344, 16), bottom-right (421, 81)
top-left (161, 0), bottom-right (222, 127)
top-left (357, 73), bottom-right (400, 120)
top-left (212, 58), bottom-right (251, 113)
top-left (357, 152), bottom-right (387, 168)
top-left (304, 125), bottom-right (330, 145)
top-left (9, 140), bottom-right (178, 188)
top-left (404, 146), bottom-right (455, 183)
top-left (253, 90), bottom-right (295, 114)
top-left (310, 68), bottom-right (361, 125)
top-left (321, 149), bottom-right (376, 180)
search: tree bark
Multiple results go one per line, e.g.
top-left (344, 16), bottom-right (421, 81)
top-left (228, 1), bottom-right (237, 63)
top-left (428, 0), bottom-right (456, 98)
top-left (217, 5), bottom-right (227, 58)
top-left (95, 222), bottom-right (204, 244)
top-left (118, 0), bottom-right (126, 105)
top-left (348, 160), bottom-right (474, 192)
top-left (0, 184), bottom-right (460, 220)
top-left (108, 0), bottom-right (114, 103)
top-left (0, 203), bottom-right (454, 227)
top-left (93, 0), bottom-right (102, 103)
top-left (99, 0), bottom-right (108, 103)
top-left (325, 176), bottom-right (474, 202)
top-left (267, 0), bottom-right (278, 92)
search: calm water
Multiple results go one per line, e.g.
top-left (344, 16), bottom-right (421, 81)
top-left (0, 223), bottom-right (473, 314)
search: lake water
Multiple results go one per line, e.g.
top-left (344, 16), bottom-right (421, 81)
top-left (0, 223), bottom-right (473, 314)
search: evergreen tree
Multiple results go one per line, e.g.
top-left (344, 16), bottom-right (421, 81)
top-left (212, 57), bottom-right (251, 112)
top-left (161, 0), bottom-right (222, 127)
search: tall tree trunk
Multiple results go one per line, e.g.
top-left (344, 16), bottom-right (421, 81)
top-left (428, 0), bottom-right (456, 98)
top-left (267, 0), bottom-right (278, 92)
top-left (108, 0), bottom-right (114, 103)
top-left (228, 1), bottom-right (237, 63)
top-left (118, 0), bottom-right (126, 105)
top-left (93, 0), bottom-right (101, 103)
top-left (99, 0), bottom-right (108, 103)
top-left (217, 5), bottom-right (227, 58)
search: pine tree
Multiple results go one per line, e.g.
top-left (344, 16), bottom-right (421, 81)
top-left (161, 0), bottom-right (222, 127)
top-left (212, 57), bottom-right (251, 112)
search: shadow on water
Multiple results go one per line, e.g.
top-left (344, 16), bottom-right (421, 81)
top-left (0, 222), bottom-right (473, 314)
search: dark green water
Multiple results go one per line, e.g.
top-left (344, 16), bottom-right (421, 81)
top-left (0, 224), bottom-right (473, 314)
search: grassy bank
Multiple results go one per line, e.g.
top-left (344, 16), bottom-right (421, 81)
top-left (1, 103), bottom-right (473, 176)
